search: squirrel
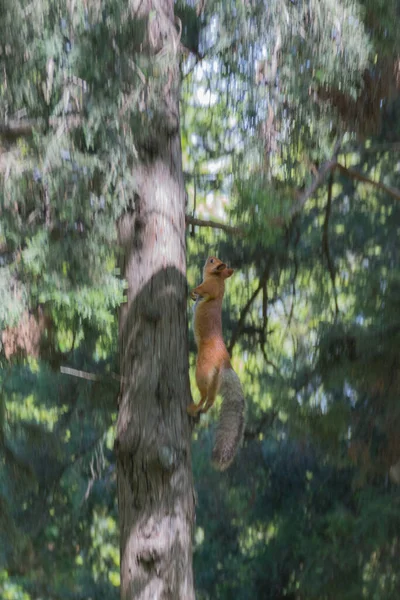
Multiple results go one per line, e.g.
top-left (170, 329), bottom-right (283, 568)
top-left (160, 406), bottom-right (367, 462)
top-left (187, 256), bottom-right (245, 470)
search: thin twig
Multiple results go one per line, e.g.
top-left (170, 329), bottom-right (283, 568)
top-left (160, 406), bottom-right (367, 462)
top-left (60, 366), bottom-right (122, 382)
top-left (60, 366), bottom-right (103, 381)
top-left (289, 141), bottom-right (342, 219)
top-left (322, 172), bottom-right (339, 317)
top-left (286, 225), bottom-right (300, 331)
top-left (228, 266), bottom-right (270, 354)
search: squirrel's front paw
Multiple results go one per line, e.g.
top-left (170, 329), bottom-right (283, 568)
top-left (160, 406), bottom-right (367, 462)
top-left (190, 290), bottom-right (198, 301)
top-left (187, 402), bottom-right (201, 417)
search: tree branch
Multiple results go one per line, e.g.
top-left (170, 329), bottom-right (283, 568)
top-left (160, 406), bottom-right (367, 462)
top-left (335, 163), bottom-right (400, 202)
top-left (0, 119), bottom-right (40, 140)
top-left (185, 157), bottom-right (400, 239)
top-left (0, 115), bottom-right (83, 140)
top-left (228, 266), bottom-right (270, 354)
top-left (322, 172), bottom-right (339, 317)
top-left (185, 214), bottom-right (243, 235)
top-left (286, 226), bottom-right (300, 332)
top-left (289, 141), bottom-right (342, 219)
top-left (60, 365), bottom-right (122, 382)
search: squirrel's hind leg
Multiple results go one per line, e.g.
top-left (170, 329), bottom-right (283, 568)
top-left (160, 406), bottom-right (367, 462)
top-left (187, 397), bottom-right (207, 416)
top-left (187, 364), bottom-right (220, 416)
top-left (187, 371), bottom-right (209, 416)
top-left (201, 368), bottom-right (220, 414)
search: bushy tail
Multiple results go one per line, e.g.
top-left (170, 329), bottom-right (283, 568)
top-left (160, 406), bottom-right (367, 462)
top-left (212, 367), bottom-right (245, 471)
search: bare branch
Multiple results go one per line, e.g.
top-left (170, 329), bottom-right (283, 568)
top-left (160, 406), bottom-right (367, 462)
top-left (228, 266), bottom-right (270, 354)
top-left (322, 172), bottom-right (339, 317)
top-left (60, 366), bottom-right (122, 382)
top-left (0, 119), bottom-right (39, 139)
top-left (335, 162), bottom-right (400, 202)
top-left (0, 116), bottom-right (83, 140)
top-left (289, 160), bottom-right (340, 219)
top-left (286, 226), bottom-right (300, 331)
top-left (185, 214), bottom-right (243, 235)
top-left (60, 366), bottom-right (103, 381)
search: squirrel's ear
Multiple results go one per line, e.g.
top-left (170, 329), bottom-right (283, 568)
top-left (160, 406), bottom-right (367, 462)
top-left (213, 262), bottom-right (227, 273)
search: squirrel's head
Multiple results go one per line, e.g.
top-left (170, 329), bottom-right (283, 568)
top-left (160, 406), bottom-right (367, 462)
top-left (204, 256), bottom-right (234, 280)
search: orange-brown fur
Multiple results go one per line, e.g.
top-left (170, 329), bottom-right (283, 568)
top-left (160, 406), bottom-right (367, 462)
top-left (187, 257), bottom-right (234, 416)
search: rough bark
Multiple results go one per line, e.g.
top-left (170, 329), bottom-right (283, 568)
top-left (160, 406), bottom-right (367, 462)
top-left (115, 2), bottom-right (195, 599)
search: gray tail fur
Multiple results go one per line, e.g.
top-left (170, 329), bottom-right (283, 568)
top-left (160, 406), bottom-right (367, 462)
top-left (211, 367), bottom-right (245, 471)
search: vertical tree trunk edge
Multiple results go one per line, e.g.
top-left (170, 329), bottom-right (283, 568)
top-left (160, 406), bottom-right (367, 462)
top-left (115, 3), bottom-right (196, 599)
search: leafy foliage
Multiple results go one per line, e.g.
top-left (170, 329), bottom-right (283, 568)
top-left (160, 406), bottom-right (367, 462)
top-left (2, 0), bottom-right (400, 598)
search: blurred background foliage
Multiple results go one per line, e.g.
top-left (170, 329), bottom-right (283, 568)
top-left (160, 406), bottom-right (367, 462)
top-left (1, 0), bottom-right (400, 598)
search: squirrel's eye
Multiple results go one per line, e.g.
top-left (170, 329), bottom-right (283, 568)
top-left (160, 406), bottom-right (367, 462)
top-left (210, 258), bottom-right (214, 263)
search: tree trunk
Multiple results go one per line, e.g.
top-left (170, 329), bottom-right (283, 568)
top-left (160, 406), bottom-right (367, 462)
top-left (115, 2), bottom-right (195, 599)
